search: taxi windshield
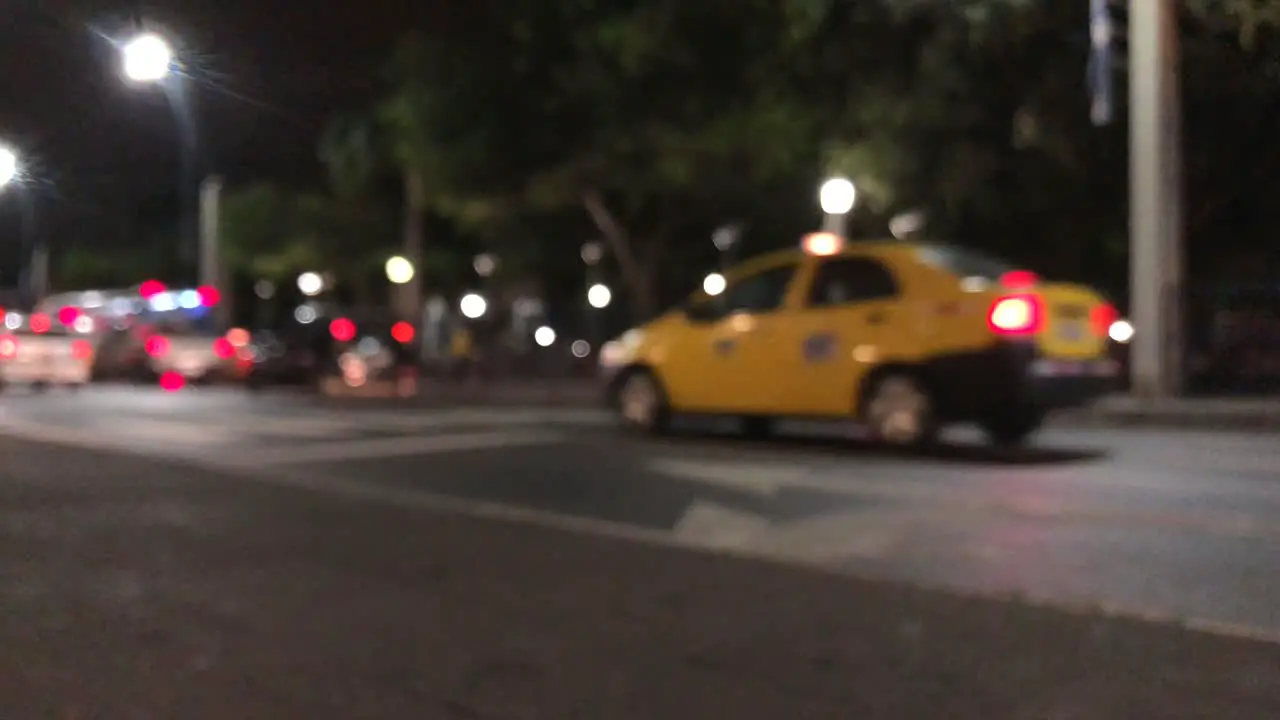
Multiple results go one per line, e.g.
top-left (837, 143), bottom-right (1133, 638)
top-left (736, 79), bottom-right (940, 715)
top-left (916, 243), bottom-right (1016, 281)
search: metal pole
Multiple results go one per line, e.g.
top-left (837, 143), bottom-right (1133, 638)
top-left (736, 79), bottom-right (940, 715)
top-left (1128, 0), bottom-right (1183, 398)
top-left (199, 175), bottom-right (227, 328)
top-left (821, 212), bottom-right (847, 237)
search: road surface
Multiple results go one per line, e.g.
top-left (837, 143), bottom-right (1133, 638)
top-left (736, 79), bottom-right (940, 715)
top-left (0, 386), bottom-right (1278, 716)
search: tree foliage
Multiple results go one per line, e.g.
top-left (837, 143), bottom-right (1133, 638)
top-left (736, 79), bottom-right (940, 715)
top-left (321, 0), bottom-right (1280, 317)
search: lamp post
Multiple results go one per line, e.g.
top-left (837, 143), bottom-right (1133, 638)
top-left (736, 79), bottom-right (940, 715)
top-left (818, 176), bottom-right (856, 236)
top-left (121, 32), bottom-right (224, 324)
top-left (1128, 0), bottom-right (1183, 398)
top-left (0, 145), bottom-right (42, 305)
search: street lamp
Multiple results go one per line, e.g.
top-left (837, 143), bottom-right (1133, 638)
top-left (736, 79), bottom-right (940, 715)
top-left (534, 326), bottom-right (556, 347)
top-left (473, 253), bottom-right (498, 278)
top-left (385, 255), bottom-right (414, 284)
top-left (297, 271), bottom-right (323, 297)
top-left (0, 145), bottom-right (16, 187)
top-left (587, 283), bottom-right (612, 309)
top-left (702, 272), bottom-right (726, 296)
top-left (459, 293), bottom-right (487, 319)
top-left (121, 33), bottom-right (174, 83)
top-left (819, 176), bottom-right (856, 236)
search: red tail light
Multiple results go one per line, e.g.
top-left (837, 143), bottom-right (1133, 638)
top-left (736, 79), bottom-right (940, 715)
top-left (71, 340), bottom-right (93, 360)
top-left (0, 335), bottom-right (16, 360)
top-left (159, 371), bottom-right (185, 392)
top-left (212, 337), bottom-right (234, 359)
top-left (998, 270), bottom-right (1038, 289)
top-left (29, 313), bottom-right (51, 334)
top-left (144, 335), bottom-right (170, 357)
top-left (988, 295), bottom-right (1042, 335)
top-left (391, 321), bottom-right (415, 344)
top-left (330, 317), bottom-right (356, 342)
top-left (1090, 303), bottom-right (1118, 337)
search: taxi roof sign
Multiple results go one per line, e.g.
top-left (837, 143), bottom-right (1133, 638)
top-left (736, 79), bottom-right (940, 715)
top-left (802, 232), bottom-right (843, 256)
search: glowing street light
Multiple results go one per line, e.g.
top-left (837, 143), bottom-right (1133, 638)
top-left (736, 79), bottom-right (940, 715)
top-left (297, 271), bottom-right (323, 297)
top-left (534, 326), bottom-right (556, 347)
top-left (385, 255), bottom-right (414, 284)
top-left (121, 33), bottom-right (174, 83)
top-left (0, 145), bottom-right (16, 187)
top-left (702, 272), bottom-right (726, 296)
top-left (587, 283), bottom-right (611, 309)
top-left (459, 293), bottom-right (487, 319)
top-left (473, 253), bottom-right (498, 278)
top-left (819, 176), bottom-right (856, 236)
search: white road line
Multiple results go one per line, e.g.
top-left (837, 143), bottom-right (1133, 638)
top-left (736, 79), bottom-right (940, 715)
top-left (649, 458), bottom-right (786, 497)
top-left (672, 501), bottom-right (772, 547)
top-left (210, 429), bottom-right (567, 469)
top-left (645, 456), bottom-right (1280, 541)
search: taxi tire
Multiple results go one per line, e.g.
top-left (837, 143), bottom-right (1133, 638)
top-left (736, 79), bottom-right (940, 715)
top-left (741, 415), bottom-right (776, 439)
top-left (860, 371), bottom-right (938, 448)
top-left (980, 408), bottom-right (1044, 447)
top-left (615, 369), bottom-right (671, 436)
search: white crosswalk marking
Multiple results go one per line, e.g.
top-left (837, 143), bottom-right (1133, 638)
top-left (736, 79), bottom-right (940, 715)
top-left (0, 406), bottom-right (576, 467)
top-left (214, 429), bottom-right (565, 469)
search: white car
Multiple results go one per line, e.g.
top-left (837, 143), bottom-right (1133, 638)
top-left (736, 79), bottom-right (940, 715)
top-left (144, 332), bottom-right (237, 382)
top-left (0, 319), bottom-right (95, 391)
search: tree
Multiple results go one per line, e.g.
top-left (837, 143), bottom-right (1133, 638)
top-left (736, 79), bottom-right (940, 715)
top-left (369, 1), bottom-right (835, 320)
top-left (218, 182), bottom-right (318, 283)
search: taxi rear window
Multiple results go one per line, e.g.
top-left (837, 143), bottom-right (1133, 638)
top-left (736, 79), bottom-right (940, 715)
top-left (916, 244), bottom-right (1014, 281)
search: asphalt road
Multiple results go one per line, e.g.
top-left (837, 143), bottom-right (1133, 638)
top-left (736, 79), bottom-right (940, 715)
top-left (1, 386), bottom-right (1278, 639)
top-left (1, 386), bottom-right (1279, 716)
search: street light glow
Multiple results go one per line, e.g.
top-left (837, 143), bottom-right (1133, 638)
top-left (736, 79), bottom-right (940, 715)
top-left (122, 33), bottom-right (174, 83)
top-left (702, 272), bottom-right (726, 296)
top-left (0, 145), bottom-right (16, 186)
top-left (297, 271), bottom-right (323, 296)
top-left (385, 255), bottom-right (414, 284)
top-left (587, 283), bottom-right (612, 309)
top-left (459, 293), bottom-right (487, 319)
top-left (534, 326), bottom-right (556, 347)
top-left (819, 176), bottom-right (856, 215)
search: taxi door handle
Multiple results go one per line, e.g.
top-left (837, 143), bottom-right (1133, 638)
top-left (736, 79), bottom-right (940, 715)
top-left (866, 311), bottom-right (887, 325)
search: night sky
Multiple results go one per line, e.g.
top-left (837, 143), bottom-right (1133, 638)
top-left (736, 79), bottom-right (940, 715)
top-left (1, 0), bottom-right (429, 279)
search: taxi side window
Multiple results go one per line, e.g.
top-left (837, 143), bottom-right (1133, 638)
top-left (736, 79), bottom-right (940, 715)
top-left (687, 263), bottom-right (797, 322)
top-left (807, 258), bottom-right (899, 307)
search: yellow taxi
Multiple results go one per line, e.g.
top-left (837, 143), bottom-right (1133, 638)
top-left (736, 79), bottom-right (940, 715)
top-left (599, 233), bottom-right (1121, 446)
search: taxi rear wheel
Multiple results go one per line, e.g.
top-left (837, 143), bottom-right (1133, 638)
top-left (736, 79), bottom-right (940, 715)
top-left (615, 370), bottom-right (670, 435)
top-left (861, 372), bottom-right (938, 447)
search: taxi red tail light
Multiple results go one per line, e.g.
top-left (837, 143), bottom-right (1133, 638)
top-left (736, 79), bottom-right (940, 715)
top-left (1090, 303), bottom-right (1118, 337)
top-left (71, 340), bottom-right (93, 360)
top-left (988, 294), bottom-right (1042, 335)
top-left (998, 270), bottom-right (1039, 289)
top-left (144, 335), bottom-right (170, 357)
top-left (0, 335), bottom-right (16, 360)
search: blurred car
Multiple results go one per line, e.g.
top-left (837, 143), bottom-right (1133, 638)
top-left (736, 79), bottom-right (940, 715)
top-left (143, 324), bottom-right (240, 384)
top-left (92, 326), bottom-right (158, 382)
top-left (0, 313), bottom-right (95, 392)
top-left (244, 327), bottom-right (329, 390)
top-left (600, 233), bottom-right (1120, 447)
top-left (317, 313), bottom-right (419, 397)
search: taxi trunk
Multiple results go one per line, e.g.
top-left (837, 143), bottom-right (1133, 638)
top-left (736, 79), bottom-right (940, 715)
top-left (985, 276), bottom-right (1119, 395)
top-left (1033, 283), bottom-right (1114, 360)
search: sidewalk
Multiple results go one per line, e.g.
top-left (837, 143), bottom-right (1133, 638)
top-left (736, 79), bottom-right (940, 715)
top-left (393, 380), bottom-right (1280, 430)
top-left (1063, 394), bottom-right (1280, 430)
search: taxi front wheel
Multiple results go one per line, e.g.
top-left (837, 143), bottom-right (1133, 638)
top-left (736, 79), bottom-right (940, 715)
top-left (615, 370), bottom-right (670, 435)
top-left (861, 373), bottom-right (938, 447)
